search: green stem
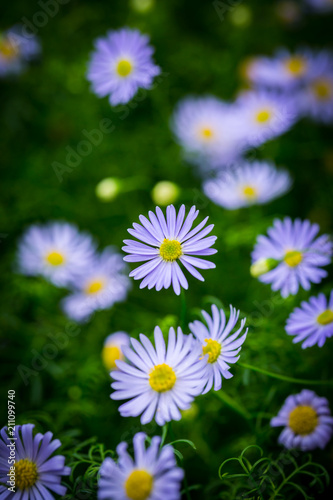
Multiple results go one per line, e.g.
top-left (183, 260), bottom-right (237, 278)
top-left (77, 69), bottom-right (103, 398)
top-left (238, 362), bottom-right (333, 386)
top-left (180, 289), bottom-right (187, 331)
top-left (213, 390), bottom-right (251, 421)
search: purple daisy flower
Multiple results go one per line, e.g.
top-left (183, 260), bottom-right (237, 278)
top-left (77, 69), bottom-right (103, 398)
top-left (251, 217), bottom-right (333, 297)
top-left (87, 27), bottom-right (161, 106)
top-left (111, 326), bottom-right (207, 426)
top-left (189, 304), bottom-right (248, 393)
top-left (271, 389), bottom-right (333, 450)
top-left (0, 25), bottom-right (40, 77)
top-left (122, 204), bottom-right (217, 295)
top-left (102, 331), bottom-right (131, 371)
top-left (0, 424), bottom-right (70, 499)
top-left (98, 432), bottom-right (184, 500)
top-left (203, 161), bottom-right (292, 210)
top-left (61, 247), bottom-right (131, 323)
top-left (286, 291), bottom-right (333, 348)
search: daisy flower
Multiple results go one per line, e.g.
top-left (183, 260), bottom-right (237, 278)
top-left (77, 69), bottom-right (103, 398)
top-left (203, 161), bottom-right (292, 210)
top-left (189, 304), bottom-right (248, 393)
top-left (87, 27), bottom-right (160, 106)
top-left (0, 424), bottom-right (70, 499)
top-left (122, 204), bottom-right (217, 295)
top-left (98, 432), bottom-right (184, 500)
top-left (111, 326), bottom-right (207, 426)
top-left (271, 389), bottom-right (333, 450)
top-left (235, 90), bottom-right (298, 147)
top-left (0, 25), bottom-right (40, 77)
top-left (102, 331), bottom-right (130, 371)
top-left (171, 96), bottom-right (245, 170)
top-left (61, 246), bottom-right (131, 323)
top-left (18, 222), bottom-right (96, 287)
top-left (286, 291), bottom-right (333, 348)
top-left (251, 218), bottom-right (333, 297)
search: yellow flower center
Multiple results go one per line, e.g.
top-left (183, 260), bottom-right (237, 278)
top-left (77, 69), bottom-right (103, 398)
top-left (317, 309), bottom-right (333, 326)
top-left (45, 251), bottom-right (65, 266)
top-left (242, 185), bottom-right (257, 199)
top-left (289, 405), bottom-right (318, 435)
top-left (15, 459), bottom-right (38, 490)
top-left (159, 239), bottom-right (182, 262)
top-left (202, 338), bottom-right (221, 364)
top-left (285, 56), bottom-right (306, 76)
top-left (85, 280), bottom-right (105, 294)
top-left (149, 363), bottom-right (176, 392)
top-left (200, 127), bottom-right (214, 140)
top-left (116, 59), bottom-right (133, 77)
top-left (124, 469), bottom-right (154, 500)
top-left (0, 37), bottom-right (19, 59)
top-left (255, 109), bottom-right (272, 123)
top-left (284, 250), bottom-right (303, 267)
top-left (312, 79), bottom-right (332, 100)
top-left (102, 345), bottom-right (123, 370)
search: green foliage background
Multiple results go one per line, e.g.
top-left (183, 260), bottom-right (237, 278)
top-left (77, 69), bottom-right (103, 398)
top-left (1, 0), bottom-right (333, 498)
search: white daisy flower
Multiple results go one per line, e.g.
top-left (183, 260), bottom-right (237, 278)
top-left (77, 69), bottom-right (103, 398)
top-left (102, 332), bottom-right (130, 371)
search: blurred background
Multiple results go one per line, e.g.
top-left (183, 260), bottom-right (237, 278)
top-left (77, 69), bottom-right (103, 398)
top-left (1, 0), bottom-right (333, 498)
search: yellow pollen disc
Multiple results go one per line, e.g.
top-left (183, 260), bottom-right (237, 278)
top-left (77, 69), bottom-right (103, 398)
top-left (255, 109), bottom-right (272, 123)
top-left (159, 239), bottom-right (182, 262)
top-left (317, 309), bottom-right (333, 326)
top-left (200, 127), bottom-right (214, 140)
top-left (242, 185), bottom-right (257, 199)
top-left (46, 251), bottom-right (65, 266)
top-left (285, 56), bottom-right (306, 76)
top-left (149, 363), bottom-right (176, 392)
top-left (15, 459), bottom-right (38, 490)
top-left (289, 405), bottom-right (318, 435)
top-left (284, 250), bottom-right (303, 267)
top-left (202, 338), bottom-right (221, 364)
top-left (116, 59), bottom-right (133, 77)
top-left (85, 280), bottom-right (104, 294)
top-left (102, 345), bottom-right (123, 370)
top-left (312, 79), bottom-right (331, 100)
top-left (124, 469), bottom-right (154, 500)
top-left (0, 38), bottom-right (19, 59)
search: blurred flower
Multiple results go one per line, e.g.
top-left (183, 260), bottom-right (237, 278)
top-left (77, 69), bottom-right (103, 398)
top-left (123, 204), bottom-right (217, 295)
top-left (235, 90), bottom-right (298, 147)
top-left (98, 432), bottom-right (183, 500)
top-left (18, 222), bottom-right (96, 288)
top-left (0, 424), bottom-right (70, 499)
top-left (251, 218), bottom-right (333, 297)
top-left (171, 96), bottom-right (245, 170)
top-left (102, 331), bottom-right (130, 370)
top-left (96, 177), bottom-right (121, 201)
top-left (0, 25), bottom-right (40, 77)
top-left (151, 181), bottom-right (180, 206)
top-left (61, 247), bottom-right (130, 323)
top-left (203, 161), bottom-right (292, 210)
top-left (271, 389), bottom-right (333, 450)
top-left (87, 27), bottom-right (160, 106)
top-left (305, 0), bottom-right (333, 13)
top-left (189, 304), bottom-right (247, 393)
top-left (286, 291), bottom-right (333, 348)
top-left (110, 326), bottom-right (206, 425)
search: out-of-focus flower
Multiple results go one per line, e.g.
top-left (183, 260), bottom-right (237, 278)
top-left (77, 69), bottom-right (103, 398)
top-left (305, 0), bottom-right (333, 13)
top-left (123, 204), bottom-right (217, 295)
top-left (286, 291), bottom-right (333, 348)
top-left (61, 247), bottom-right (130, 323)
top-left (0, 25), bottom-right (40, 77)
top-left (96, 177), bottom-right (122, 201)
top-left (251, 218), bottom-right (333, 297)
top-left (110, 326), bottom-right (206, 425)
top-left (0, 424), bottom-right (70, 500)
top-left (98, 432), bottom-right (183, 500)
top-left (18, 222), bottom-right (96, 288)
top-left (235, 90), bottom-right (298, 147)
top-left (189, 304), bottom-right (247, 393)
top-left (87, 27), bottom-right (160, 106)
top-left (271, 389), bottom-right (333, 450)
top-left (151, 181), bottom-right (180, 206)
top-left (102, 332), bottom-right (130, 370)
top-left (203, 161), bottom-right (292, 210)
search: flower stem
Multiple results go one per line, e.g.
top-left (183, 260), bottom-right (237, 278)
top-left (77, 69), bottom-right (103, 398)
top-left (213, 390), bottom-right (252, 422)
top-left (238, 362), bottom-right (333, 386)
top-left (180, 288), bottom-right (187, 331)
